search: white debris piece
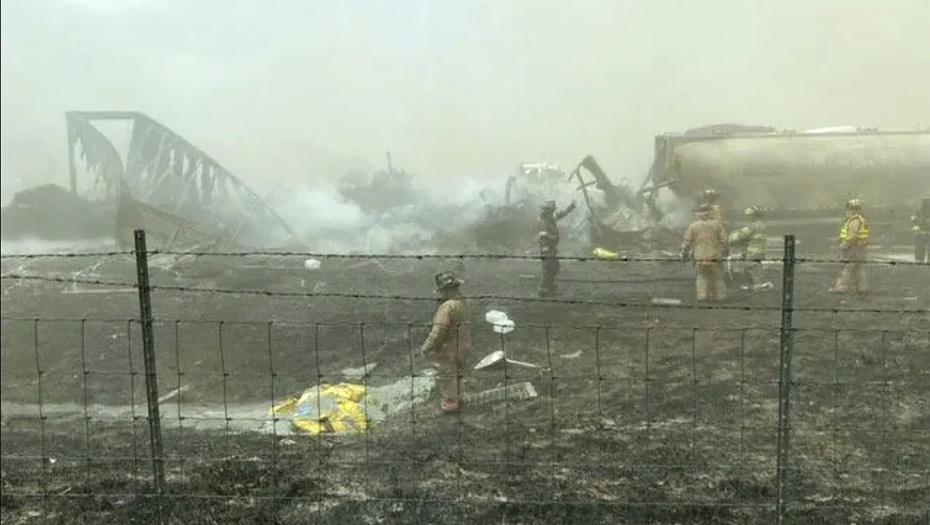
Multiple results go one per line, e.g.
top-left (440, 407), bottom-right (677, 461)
top-left (474, 350), bottom-right (540, 371)
top-left (485, 310), bottom-right (515, 334)
top-left (493, 319), bottom-right (515, 334)
top-left (341, 362), bottom-right (377, 380)
top-left (464, 382), bottom-right (538, 404)
top-left (304, 259), bottom-right (322, 271)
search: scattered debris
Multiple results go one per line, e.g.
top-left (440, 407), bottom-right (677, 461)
top-left (338, 152), bottom-right (417, 213)
top-left (157, 384), bottom-right (193, 405)
top-left (742, 282), bottom-right (775, 293)
top-left (269, 373), bottom-right (435, 435)
top-left (0, 184), bottom-right (113, 241)
top-left (567, 154), bottom-right (679, 251)
top-left (473, 350), bottom-right (540, 371)
top-left (464, 381), bottom-right (538, 404)
top-left (591, 247), bottom-right (623, 260)
top-left (341, 363), bottom-right (377, 380)
top-left (271, 383), bottom-right (371, 435)
top-left (485, 310), bottom-right (515, 334)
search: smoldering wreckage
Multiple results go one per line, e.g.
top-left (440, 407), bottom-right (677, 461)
top-left (4, 111), bottom-right (930, 367)
top-left (4, 109), bottom-right (929, 396)
top-left (6, 113), bottom-right (928, 251)
top-left (4, 113), bottom-right (929, 285)
top-left (2, 112), bottom-right (930, 524)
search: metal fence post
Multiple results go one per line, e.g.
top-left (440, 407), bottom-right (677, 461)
top-left (775, 235), bottom-right (797, 524)
top-left (134, 229), bottom-right (166, 498)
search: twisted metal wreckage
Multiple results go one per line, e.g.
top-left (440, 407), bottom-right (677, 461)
top-left (66, 111), bottom-right (296, 251)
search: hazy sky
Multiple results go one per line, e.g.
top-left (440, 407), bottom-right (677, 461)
top-left (2, 0), bottom-right (929, 202)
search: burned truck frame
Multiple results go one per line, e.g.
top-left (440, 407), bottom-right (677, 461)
top-left (65, 111), bottom-right (295, 250)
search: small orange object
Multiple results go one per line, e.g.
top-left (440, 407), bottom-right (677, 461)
top-left (441, 399), bottom-right (460, 415)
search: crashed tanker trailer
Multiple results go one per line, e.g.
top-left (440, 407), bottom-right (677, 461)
top-left (644, 127), bottom-right (930, 244)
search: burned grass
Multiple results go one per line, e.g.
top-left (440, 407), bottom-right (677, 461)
top-left (1, 254), bottom-right (928, 523)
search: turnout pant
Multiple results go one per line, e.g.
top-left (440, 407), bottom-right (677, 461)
top-left (834, 260), bottom-right (868, 293)
top-left (431, 352), bottom-right (466, 405)
top-left (539, 250), bottom-right (560, 295)
top-left (916, 232), bottom-right (930, 264)
top-left (747, 257), bottom-right (765, 286)
top-left (696, 262), bottom-right (727, 302)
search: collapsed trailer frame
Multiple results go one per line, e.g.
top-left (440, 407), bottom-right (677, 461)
top-left (65, 111), bottom-right (295, 249)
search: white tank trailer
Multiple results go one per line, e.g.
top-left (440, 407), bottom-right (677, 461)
top-left (642, 124), bottom-right (930, 247)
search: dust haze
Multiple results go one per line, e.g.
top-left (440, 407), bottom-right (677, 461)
top-left (2, 0), bottom-right (929, 204)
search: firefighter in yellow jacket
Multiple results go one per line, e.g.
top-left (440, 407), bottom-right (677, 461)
top-left (680, 204), bottom-right (729, 302)
top-left (420, 271), bottom-right (473, 414)
top-left (831, 198), bottom-right (870, 293)
top-left (728, 206), bottom-right (770, 290)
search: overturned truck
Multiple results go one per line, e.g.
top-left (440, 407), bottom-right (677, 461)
top-left (640, 124), bottom-right (930, 246)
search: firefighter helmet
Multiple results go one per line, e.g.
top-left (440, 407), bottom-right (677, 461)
top-left (434, 271), bottom-right (463, 292)
top-left (846, 198), bottom-right (864, 210)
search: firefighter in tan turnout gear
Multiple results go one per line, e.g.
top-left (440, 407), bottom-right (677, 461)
top-left (420, 271), bottom-right (473, 415)
top-left (680, 204), bottom-right (729, 302)
top-left (831, 198), bottom-right (870, 294)
top-left (702, 188), bottom-right (727, 230)
top-left (537, 200), bottom-right (577, 297)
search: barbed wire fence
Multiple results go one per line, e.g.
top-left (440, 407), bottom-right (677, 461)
top-left (1, 230), bottom-right (928, 525)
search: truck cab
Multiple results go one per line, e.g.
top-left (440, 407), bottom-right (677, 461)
top-left (505, 162), bottom-right (571, 205)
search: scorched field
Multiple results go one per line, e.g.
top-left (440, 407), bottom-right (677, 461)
top-left (1, 246), bottom-right (928, 525)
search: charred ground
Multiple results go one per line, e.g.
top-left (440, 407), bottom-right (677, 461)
top-left (1, 249), bottom-right (928, 524)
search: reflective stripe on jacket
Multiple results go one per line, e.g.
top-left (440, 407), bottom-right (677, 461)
top-left (839, 214), bottom-right (869, 247)
top-left (741, 222), bottom-right (766, 257)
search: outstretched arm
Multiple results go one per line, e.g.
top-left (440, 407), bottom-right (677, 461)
top-left (555, 201), bottom-right (577, 221)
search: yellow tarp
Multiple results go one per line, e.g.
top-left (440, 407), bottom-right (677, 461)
top-left (271, 383), bottom-right (372, 435)
top-left (591, 247), bottom-right (624, 260)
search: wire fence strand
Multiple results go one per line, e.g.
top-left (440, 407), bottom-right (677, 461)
top-left (2, 317), bottom-right (928, 524)
top-left (2, 248), bottom-right (930, 266)
top-left (2, 273), bottom-right (927, 315)
top-left (2, 235), bottom-right (929, 524)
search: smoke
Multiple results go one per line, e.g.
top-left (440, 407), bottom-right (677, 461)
top-left (4, 0), bottom-right (929, 207)
top-left (0, 237), bottom-right (114, 256)
top-left (265, 180), bottom-right (444, 254)
top-left (266, 175), bottom-right (505, 254)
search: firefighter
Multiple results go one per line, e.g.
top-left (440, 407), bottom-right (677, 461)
top-left (728, 206), bottom-right (771, 291)
top-left (420, 271), bottom-right (473, 414)
top-left (537, 200), bottom-right (577, 297)
top-left (830, 198), bottom-right (870, 294)
top-left (680, 204), bottom-right (729, 302)
top-left (911, 195), bottom-right (930, 263)
top-left (702, 188), bottom-right (727, 230)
